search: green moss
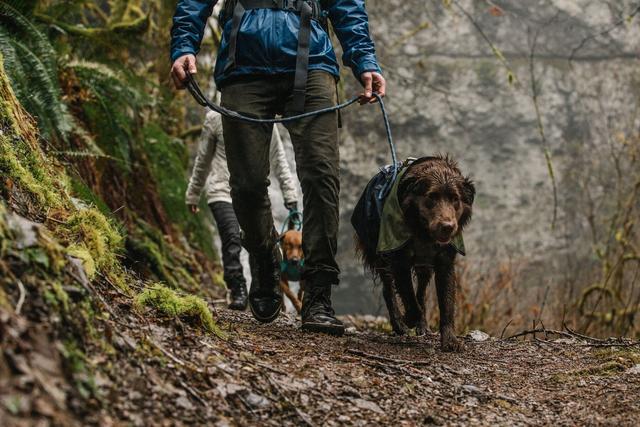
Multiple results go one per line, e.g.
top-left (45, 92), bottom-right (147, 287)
top-left (593, 347), bottom-right (640, 365)
top-left (134, 283), bottom-right (225, 338)
top-left (63, 208), bottom-right (123, 278)
top-left (0, 56), bottom-right (68, 209)
top-left (51, 281), bottom-right (70, 312)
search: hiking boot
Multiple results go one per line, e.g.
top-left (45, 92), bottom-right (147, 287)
top-left (248, 247), bottom-right (282, 323)
top-left (227, 278), bottom-right (248, 311)
top-left (301, 285), bottom-right (344, 336)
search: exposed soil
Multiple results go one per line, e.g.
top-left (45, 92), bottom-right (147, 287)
top-left (4, 279), bottom-right (639, 427)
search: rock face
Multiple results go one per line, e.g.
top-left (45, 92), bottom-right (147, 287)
top-left (332, 0), bottom-right (640, 313)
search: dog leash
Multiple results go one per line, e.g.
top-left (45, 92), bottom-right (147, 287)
top-left (184, 73), bottom-right (399, 200)
top-left (280, 208), bottom-right (303, 235)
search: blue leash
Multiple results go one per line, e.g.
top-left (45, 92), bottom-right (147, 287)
top-left (184, 73), bottom-right (398, 201)
top-left (280, 208), bottom-right (303, 235)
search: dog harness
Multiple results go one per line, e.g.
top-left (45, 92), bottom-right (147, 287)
top-left (279, 208), bottom-right (305, 281)
top-left (351, 158), bottom-right (465, 256)
top-left (224, 0), bottom-right (327, 113)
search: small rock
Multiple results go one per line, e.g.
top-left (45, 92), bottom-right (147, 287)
top-left (462, 385), bottom-right (482, 394)
top-left (176, 396), bottom-right (193, 410)
top-left (6, 212), bottom-right (39, 249)
top-left (352, 398), bottom-right (383, 414)
top-left (338, 415), bottom-right (351, 422)
top-left (300, 393), bottom-right (309, 406)
top-left (468, 330), bottom-right (490, 342)
top-left (345, 326), bottom-right (357, 335)
top-left (627, 364), bottom-right (640, 374)
top-left (245, 392), bottom-right (270, 409)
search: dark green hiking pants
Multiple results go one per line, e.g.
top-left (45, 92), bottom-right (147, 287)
top-left (220, 71), bottom-right (340, 286)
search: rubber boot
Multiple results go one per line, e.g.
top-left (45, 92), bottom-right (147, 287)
top-left (301, 285), bottom-right (344, 336)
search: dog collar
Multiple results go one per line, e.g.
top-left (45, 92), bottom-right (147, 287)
top-left (280, 259), bottom-right (304, 282)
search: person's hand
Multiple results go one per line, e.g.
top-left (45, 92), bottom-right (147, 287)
top-left (359, 71), bottom-right (386, 104)
top-left (171, 54), bottom-right (197, 89)
top-left (285, 201), bottom-right (298, 212)
top-left (188, 204), bottom-right (199, 214)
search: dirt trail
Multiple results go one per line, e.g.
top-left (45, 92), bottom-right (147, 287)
top-left (93, 299), bottom-right (640, 426)
top-left (3, 275), bottom-right (639, 426)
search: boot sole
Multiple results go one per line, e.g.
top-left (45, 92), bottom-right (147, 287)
top-left (249, 300), bottom-right (282, 323)
top-left (301, 321), bottom-right (345, 337)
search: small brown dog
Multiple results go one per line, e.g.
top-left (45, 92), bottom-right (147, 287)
top-left (279, 227), bottom-right (305, 313)
top-left (353, 156), bottom-right (475, 352)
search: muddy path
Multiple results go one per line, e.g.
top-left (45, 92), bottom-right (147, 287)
top-left (89, 296), bottom-right (640, 426)
top-left (2, 273), bottom-right (639, 427)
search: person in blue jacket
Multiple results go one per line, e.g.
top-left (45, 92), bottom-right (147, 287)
top-left (170, 0), bottom-right (386, 336)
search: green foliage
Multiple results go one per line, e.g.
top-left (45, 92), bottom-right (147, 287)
top-left (141, 124), bottom-right (216, 259)
top-left (0, 2), bottom-right (75, 142)
top-left (135, 283), bottom-right (226, 338)
top-left (0, 55), bottom-right (68, 208)
top-left (1, 0), bottom-right (219, 298)
top-left (71, 62), bottom-right (151, 169)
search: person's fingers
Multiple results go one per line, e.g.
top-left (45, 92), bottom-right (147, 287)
top-left (186, 55), bottom-right (197, 74)
top-left (171, 72), bottom-right (184, 90)
top-left (359, 72), bottom-right (373, 104)
top-left (174, 62), bottom-right (187, 83)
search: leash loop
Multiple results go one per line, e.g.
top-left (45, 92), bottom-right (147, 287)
top-left (184, 73), bottom-right (398, 201)
top-left (280, 208), bottom-right (303, 235)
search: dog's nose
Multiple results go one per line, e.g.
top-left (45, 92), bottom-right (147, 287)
top-left (290, 258), bottom-right (300, 266)
top-left (439, 222), bottom-right (455, 235)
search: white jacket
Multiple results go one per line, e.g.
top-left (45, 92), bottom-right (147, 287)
top-left (186, 110), bottom-right (298, 206)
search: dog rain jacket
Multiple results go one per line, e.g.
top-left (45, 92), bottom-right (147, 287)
top-left (351, 160), bottom-right (465, 256)
top-left (170, 0), bottom-right (381, 110)
top-left (185, 110), bottom-right (298, 205)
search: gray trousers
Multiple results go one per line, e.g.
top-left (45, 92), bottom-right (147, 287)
top-left (209, 201), bottom-right (245, 289)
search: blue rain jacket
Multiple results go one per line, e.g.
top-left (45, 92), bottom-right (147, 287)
top-left (170, 0), bottom-right (381, 86)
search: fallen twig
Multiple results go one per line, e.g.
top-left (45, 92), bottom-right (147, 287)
top-left (178, 379), bottom-right (208, 406)
top-left (15, 279), bottom-right (26, 315)
top-left (563, 323), bottom-right (607, 343)
top-left (346, 348), bottom-right (433, 367)
top-left (504, 328), bottom-right (573, 341)
top-left (500, 319), bottom-right (513, 340)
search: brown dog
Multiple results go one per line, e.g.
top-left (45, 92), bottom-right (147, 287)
top-left (279, 227), bottom-right (305, 313)
top-left (354, 156), bottom-right (475, 352)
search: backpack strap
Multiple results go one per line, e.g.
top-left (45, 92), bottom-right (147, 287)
top-left (291, 1), bottom-right (312, 113)
top-left (223, 0), bottom-right (326, 113)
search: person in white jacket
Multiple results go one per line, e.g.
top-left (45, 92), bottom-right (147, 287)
top-left (186, 109), bottom-right (298, 310)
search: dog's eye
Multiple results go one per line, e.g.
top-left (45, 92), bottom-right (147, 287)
top-left (424, 197), bottom-right (435, 209)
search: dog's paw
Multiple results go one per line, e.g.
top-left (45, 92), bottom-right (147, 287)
top-left (403, 308), bottom-right (421, 328)
top-left (440, 333), bottom-right (465, 352)
top-left (390, 321), bottom-right (409, 336)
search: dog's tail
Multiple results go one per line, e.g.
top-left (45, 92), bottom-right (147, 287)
top-left (354, 233), bottom-right (383, 283)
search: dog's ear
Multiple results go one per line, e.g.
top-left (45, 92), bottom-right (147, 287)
top-left (461, 176), bottom-right (475, 206)
top-left (400, 177), bottom-right (430, 198)
top-left (458, 176), bottom-right (475, 229)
